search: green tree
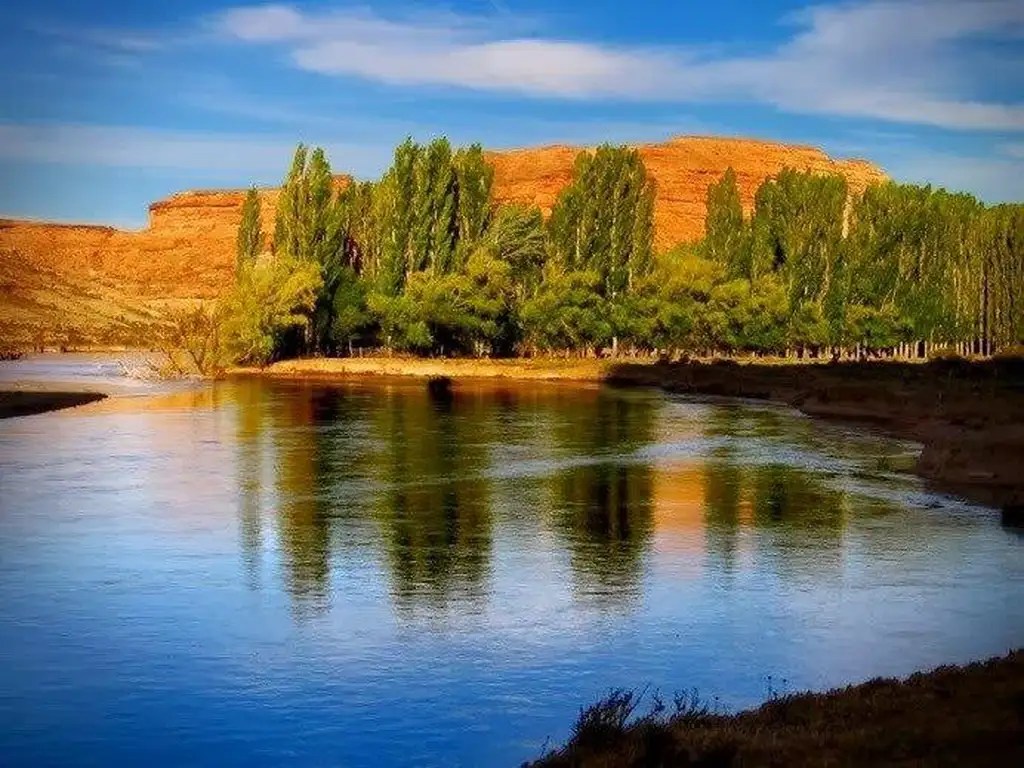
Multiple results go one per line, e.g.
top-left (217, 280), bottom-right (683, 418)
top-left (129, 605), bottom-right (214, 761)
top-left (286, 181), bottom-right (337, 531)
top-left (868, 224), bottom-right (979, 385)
top-left (702, 168), bottom-right (750, 277)
top-left (520, 269), bottom-right (612, 354)
top-left (220, 255), bottom-right (323, 366)
top-left (236, 187), bottom-right (263, 275)
top-left (330, 266), bottom-right (371, 356)
top-left (375, 138), bottom-right (421, 294)
top-left (273, 145), bottom-right (308, 259)
top-left (454, 143), bottom-right (494, 260)
top-left (546, 145), bottom-right (655, 300)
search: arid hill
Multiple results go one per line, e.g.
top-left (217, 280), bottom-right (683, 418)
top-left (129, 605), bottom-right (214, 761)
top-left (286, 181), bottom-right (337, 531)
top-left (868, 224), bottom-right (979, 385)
top-left (487, 136), bottom-right (884, 250)
top-left (0, 136), bottom-right (885, 347)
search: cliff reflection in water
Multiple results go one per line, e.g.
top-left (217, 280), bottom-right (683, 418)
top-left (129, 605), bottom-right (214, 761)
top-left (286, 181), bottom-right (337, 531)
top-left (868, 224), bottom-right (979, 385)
top-left (225, 379), bottom-right (895, 621)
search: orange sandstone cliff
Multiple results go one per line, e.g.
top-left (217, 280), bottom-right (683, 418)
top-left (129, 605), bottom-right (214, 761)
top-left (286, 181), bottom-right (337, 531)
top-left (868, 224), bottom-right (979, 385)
top-left (0, 136), bottom-right (885, 347)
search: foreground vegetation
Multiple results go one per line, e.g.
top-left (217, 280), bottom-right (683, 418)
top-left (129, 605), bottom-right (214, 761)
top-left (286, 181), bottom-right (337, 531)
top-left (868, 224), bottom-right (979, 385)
top-left (167, 136), bottom-right (1022, 374)
top-left (527, 650), bottom-right (1023, 768)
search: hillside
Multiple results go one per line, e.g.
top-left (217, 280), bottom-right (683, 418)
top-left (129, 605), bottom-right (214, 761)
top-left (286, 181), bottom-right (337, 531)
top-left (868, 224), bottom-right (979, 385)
top-left (0, 136), bottom-right (885, 347)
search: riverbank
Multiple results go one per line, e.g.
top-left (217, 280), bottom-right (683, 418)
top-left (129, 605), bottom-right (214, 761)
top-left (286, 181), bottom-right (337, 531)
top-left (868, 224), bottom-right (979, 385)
top-left (528, 649), bottom-right (1023, 767)
top-left (0, 390), bottom-right (107, 419)
top-left (232, 356), bottom-right (614, 381)
top-left (606, 358), bottom-right (1024, 510)
top-left (233, 355), bottom-right (1024, 509)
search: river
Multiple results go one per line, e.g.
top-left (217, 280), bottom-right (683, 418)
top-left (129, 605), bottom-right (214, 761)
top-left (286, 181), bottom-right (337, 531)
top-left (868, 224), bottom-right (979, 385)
top-left (1, 361), bottom-right (1021, 766)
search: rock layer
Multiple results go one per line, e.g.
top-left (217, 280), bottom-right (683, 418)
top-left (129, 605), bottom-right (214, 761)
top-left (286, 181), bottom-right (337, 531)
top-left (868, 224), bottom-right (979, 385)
top-left (0, 136), bottom-right (885, 344)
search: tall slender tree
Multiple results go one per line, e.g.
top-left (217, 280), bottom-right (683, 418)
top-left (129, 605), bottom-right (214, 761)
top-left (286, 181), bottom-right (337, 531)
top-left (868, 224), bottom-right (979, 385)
top-left (236, 186), bottom-right (263, 275)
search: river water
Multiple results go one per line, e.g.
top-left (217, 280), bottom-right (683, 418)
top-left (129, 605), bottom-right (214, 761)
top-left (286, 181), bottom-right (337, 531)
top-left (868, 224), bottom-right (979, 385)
top-left (1, 364), bottom-right (1021, 766)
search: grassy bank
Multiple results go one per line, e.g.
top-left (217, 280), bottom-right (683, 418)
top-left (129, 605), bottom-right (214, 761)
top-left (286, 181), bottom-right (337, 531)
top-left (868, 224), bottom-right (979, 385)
top-left (0, 391), bottom-right (107, 419)
top-left (528, 650), bottom-right (1024, 768)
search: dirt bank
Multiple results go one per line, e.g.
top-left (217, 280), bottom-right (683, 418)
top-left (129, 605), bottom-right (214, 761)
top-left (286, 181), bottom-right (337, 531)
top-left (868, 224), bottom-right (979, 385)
top-left (527, 649), bottom-right (1024, 768)
top-left (0, 391), bottom-right (107, 419)
top-left (233, 356), bottom-right (614, 381)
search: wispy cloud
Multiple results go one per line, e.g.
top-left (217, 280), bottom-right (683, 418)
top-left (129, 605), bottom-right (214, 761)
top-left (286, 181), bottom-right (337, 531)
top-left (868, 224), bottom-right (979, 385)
top-left (883, 149), bottom-right (1024, 202)
top-left (29, 21), bottom-right (167, 54)
top-left (0, 123), bottom-right (393, 178)
top-left (214, 1), bottom-right (1024, 131)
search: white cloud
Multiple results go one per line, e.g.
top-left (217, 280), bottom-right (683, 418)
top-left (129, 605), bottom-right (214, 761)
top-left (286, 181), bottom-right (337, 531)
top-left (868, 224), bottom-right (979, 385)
top-left (1002, 143), bottom-right (1024, 159)
top-left (0, 123), bottom-right (392, 178)
top-left (215, 1), bottom-right (1024, 131)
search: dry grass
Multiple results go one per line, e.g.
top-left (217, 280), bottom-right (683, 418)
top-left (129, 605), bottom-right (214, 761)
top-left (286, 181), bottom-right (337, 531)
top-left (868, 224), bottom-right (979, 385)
top-left (529, 650), bottom-right (1024, 768)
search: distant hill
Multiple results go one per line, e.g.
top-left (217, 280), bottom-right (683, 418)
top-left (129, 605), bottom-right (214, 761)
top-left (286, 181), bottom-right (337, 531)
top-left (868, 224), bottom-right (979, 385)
top-left (0, 135), bottom-right (885, 347)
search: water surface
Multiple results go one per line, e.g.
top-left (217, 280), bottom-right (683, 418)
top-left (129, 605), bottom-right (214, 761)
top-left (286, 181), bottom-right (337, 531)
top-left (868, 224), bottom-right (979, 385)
top-left (1, 369), bottom-right (1021, 766)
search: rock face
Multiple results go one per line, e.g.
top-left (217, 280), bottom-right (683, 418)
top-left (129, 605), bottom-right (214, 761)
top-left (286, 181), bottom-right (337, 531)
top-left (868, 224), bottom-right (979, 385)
top-left (0, 136), bottom-right (885, 345)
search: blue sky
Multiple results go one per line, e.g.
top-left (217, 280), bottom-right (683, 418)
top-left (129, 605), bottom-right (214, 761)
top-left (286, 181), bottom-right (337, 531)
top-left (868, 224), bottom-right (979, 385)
top-left (0, 0), bottom-right (1022, 227)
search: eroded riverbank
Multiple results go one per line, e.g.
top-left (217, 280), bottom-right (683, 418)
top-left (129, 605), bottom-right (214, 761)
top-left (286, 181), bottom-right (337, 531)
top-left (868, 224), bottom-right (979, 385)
top-left (606, 358), bottom-right (1024, 510)
top-left (0, 391), bottom-right (107, 419)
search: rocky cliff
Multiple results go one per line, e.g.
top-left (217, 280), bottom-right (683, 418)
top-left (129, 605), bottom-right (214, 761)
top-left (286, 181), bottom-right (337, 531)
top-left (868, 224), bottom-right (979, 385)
top-left (0, 136), bottom-right (885, 346)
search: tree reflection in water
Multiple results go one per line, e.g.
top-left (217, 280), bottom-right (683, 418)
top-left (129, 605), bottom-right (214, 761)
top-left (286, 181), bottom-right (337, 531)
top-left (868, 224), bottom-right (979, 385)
top-left (549, 390), bottom-right (656, 611)
top-left (227, 379), bottom-right (895, 624)
top-left (369, 384), bottom-right (493, 618)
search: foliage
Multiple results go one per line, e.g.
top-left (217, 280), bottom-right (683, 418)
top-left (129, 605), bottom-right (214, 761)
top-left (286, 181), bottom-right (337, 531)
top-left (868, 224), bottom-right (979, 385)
top-left (156, 304), bottom-right (224, 377)
top-left (520, 269), bottom-right (613, 353)
top-left (369, 253), bottom-right (511, 356)
top-left (229, 140), bottom-right (1024, 363)
top-left (547, 144), bottom-right (655, 299)
top-left (236, 187), bottom-right (262, 275)
top-left (220, 255), bottom-right (322, 366)
top-left (329, 266), bottom-right (372, 354)
top-left (702, 167), bottom-right (750, 277)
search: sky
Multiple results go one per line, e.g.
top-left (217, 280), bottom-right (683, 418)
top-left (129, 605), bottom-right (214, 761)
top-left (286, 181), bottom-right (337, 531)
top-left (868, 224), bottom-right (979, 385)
top-left (0, 0), bottom-right (1022, 228)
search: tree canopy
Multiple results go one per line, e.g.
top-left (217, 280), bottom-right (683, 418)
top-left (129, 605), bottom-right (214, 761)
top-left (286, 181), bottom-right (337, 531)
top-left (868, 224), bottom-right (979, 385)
top-left (216, 139), bottom-right (1023, 366)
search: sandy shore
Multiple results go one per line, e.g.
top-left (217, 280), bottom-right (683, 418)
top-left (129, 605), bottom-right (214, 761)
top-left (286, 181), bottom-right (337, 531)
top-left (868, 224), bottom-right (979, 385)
top-left (231, 356), bottom-right (614, 381)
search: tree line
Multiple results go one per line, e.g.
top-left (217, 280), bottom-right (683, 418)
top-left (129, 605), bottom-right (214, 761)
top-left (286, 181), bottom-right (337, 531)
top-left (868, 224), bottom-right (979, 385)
top-left (211, 138), bottom-right (1022, 368)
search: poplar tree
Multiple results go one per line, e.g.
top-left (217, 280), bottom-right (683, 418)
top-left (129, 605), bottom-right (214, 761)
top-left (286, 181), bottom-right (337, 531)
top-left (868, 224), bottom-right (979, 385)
top-left (454, 143), bottom-right (494, 263)
top-left (426, 139), bottom-right (457, 273)
top-left (236, 186), bottom-right (262, 275)
top-left (376, 138), bottom-right (420, 294)
top-left (273, 145), bottom-right (308, 259)
top-left (546, 145), bottom-right (655, 298)
top-left (703, 168), bottom-right (748, 277)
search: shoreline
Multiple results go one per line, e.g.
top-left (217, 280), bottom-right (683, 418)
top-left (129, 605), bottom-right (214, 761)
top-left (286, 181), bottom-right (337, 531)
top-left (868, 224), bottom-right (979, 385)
top-left (0, 391), bottom-right (107, 419)
top-left (229, 356), bottom-right (615, 381)
top-left (528, 649), bottom-right (1023, 767)
top-left (233, 355), bottom-right (1024, 511)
